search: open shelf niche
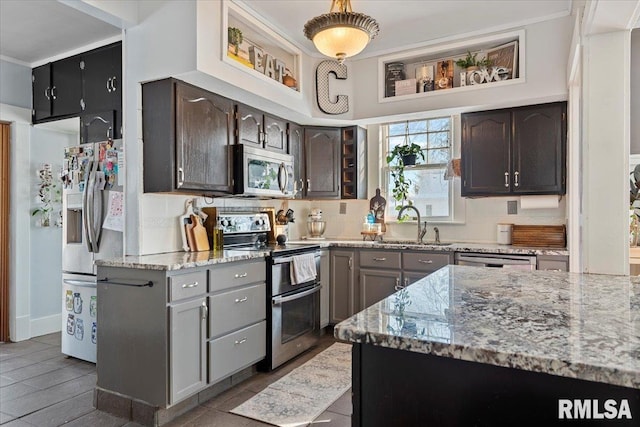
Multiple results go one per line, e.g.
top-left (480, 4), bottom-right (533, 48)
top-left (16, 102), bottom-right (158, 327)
top-left (378, 29), bottom-right (525, 103)
top-left (222, 1), bottom-right (303, 97)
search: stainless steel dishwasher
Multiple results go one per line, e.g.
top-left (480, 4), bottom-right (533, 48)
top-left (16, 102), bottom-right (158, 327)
top-left (455, 252), bottom-right (537, 270)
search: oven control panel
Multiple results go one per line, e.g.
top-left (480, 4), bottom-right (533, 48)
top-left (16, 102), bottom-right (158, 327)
top-left (218, 213), bottom-right (271, 234)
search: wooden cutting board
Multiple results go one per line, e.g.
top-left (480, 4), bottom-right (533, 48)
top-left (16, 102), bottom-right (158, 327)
top-left (512, 225), bottom-right (566, 248)
top-left (190, 214), bottom-right (210, 251)
top-left (185, 223), bottom-right (196, 251)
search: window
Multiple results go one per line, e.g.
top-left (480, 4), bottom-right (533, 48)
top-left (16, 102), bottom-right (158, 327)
top-left (383, 117), bottom-right (452, 220)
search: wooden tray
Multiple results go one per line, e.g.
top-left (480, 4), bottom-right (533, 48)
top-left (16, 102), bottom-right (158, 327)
top-left (511, 225), bottom-right (566, 248)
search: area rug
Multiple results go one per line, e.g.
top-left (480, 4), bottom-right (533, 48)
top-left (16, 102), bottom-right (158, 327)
top-left (230, 342), bottom-right (352, 427)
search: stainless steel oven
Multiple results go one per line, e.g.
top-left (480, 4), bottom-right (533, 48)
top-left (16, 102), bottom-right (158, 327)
top-left (268, 252), bottom-right (321, 370)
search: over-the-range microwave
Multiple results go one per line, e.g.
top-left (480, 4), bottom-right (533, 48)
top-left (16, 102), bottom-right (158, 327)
top-left (233, 144), bottom-right (296, 198)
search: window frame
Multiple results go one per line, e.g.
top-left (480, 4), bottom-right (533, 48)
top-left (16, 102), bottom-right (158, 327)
top-left (381, 116), bottom-right (454, 222)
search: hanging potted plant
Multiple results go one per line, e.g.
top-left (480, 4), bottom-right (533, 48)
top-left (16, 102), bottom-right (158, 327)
top-left (386, 142), bottom-right (425, 219)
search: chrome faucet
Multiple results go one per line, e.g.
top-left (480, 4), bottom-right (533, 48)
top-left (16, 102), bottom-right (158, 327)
top-left (397, 205), bottom-right (427, 243)
top-left (434, 227), bottom-right (440, 244)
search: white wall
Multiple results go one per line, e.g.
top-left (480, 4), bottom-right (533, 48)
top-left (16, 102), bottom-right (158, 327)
top-left (29, 126), bottom-right (77, 336)
top-left (631, 29), bottom-right (640, 154)
top-left (581, 30), bottom-right (631, 275)
top-left (0, 59), bottom-right (32, 109)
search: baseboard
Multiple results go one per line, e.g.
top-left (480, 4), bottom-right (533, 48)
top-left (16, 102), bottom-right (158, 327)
top-left (12, 315), bottom-right (31, 342)
top-left (30, 313), bottom-right (61, 338)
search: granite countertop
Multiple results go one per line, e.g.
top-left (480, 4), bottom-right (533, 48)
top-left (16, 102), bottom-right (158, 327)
top-left (95, 249), bottom-right (270, 271)
top-left (334, 265), bottom-right (640, 389)
top-left (292, 239), bottom-right (569, 256)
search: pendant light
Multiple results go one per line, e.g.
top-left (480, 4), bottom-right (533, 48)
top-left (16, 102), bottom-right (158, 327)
top-left (303, 0), bottom-right (379, 64)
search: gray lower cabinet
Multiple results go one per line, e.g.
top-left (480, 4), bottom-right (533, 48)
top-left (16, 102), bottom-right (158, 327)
top-left (207, 260), bottom-right (266, 384)
top-left (359, 268), bottom-right (402, 309)
top-left (169, 296), bottom-right (207, 404)
top-left (537, 255), bottom-right (569, 271)
top-left (330, 249), bottom-right (357, 323)
top-left (320, 249), bottom-right (330, 328)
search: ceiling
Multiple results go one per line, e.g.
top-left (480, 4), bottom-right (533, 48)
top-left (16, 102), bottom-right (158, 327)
top-left (238, 0), bottom-right (573, 57)
top-left (0, 0), bottom-right (121, 64)
top-left (0, 0), bottom-right (572, 66)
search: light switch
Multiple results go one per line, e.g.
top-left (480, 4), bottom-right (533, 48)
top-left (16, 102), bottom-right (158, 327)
top-left (339, 202), bottom-right (347, 214)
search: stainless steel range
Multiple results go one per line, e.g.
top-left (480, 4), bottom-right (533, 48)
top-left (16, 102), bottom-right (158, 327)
top-left (219, 213), bottom-right (321, 371)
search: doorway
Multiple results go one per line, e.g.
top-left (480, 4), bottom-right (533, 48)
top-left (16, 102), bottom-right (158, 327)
top-left (1, 122), bottom-right (10, 341)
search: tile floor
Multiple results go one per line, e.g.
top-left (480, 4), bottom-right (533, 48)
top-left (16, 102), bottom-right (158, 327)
top-left (0, 333), bottom-right (351, 427)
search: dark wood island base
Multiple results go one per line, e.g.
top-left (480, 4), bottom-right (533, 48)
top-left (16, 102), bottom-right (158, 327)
top-left (352, 343), bottom-right (639, 427)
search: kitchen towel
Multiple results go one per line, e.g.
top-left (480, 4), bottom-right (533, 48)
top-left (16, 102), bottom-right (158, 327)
top-left (291, 253), bottom-right (317, 285)
top-left (520, 195), bottom-right (560, 210)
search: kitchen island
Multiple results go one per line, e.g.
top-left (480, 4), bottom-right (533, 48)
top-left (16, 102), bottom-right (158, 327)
top-left (334, 266), bottom-right (639, 426)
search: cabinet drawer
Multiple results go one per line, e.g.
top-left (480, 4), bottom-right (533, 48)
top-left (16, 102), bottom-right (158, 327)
top-left (169, 270), bottom-right (207, 302)
top-left (209, 260), bottom-right (266, 292)
top-left (209, 283), bottom-right (266, 338)
top-left (208, 321), bottom-right (266, 384)
top-left (403, 252), bottom-right (451, 272)
top-left (359, 250), bottom-right (401, 269)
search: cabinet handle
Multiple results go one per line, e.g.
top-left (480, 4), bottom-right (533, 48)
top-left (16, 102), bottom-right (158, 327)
top-left (373, 257), bottom-right (386, 262)
top-left (394, 277), bottom-right (402, 291)
top-left (234, 337), bottom-right (247, 345)
top-left (51, 86), bottom-right (57, 100)
top-left (201, 301), bottom-right (208, 320)
top-left (234, 296), bottom-right (248, 303)
top-left (45, 87), bottom-right (51, 100)
top-left (106, 78), bottom-right (112, 93)
top-left (547, 269), bottom-right (563, 272)
top-left (111, 76), bottom-right (117, 92)
top-left (404, 278), bottom-right (409, 287)
top-left (177, 168), bottom-right (184, 187)
top-left (181, 281), bottom-right (199, 288)
top-left (106, 127), bottom-right (112, 140)
top-left (418, 259), bottom-right (433, 264)
top-left (504, 172), bottom-right (509, 187)
top-left (348, 258), bottom-right (352, 270)
top-left (234, 272), bottom-right (248, 279)
top-left (514, 171), bottom-right (520, 187)
top-left (307, 179), bottom-right (311, 192)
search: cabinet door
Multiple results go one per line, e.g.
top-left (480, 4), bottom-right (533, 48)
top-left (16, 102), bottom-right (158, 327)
top-left (236, 104), bottom-right (263, 148)
top-left (288, 123), bottom-right (304, 198)
top-left (32, 64), bottom-right (52, 121)
top-left (403, 271), bottom-right (430, 287)
top-left (51, 55), bottom-right (83, 117)
top-left (176, 83), bottom-right (234, 193)
top-left (80, 111), bottom-right (115, 144)
top-left (330, 250), bottom-right (355, 323)
top-left (461, 111), bottom-right (511, 196)
top-left (263, 114), bottom-right (287, 153)
top-left (512, 103), bottom-right (566, 194)
top-left (304, 127), bottom-right (341, 199)
top-left (359, 268), bottom-right (402, 310)
top-left (82, 43), bottom-right (122, 138)
top-left (169, 297), bottom-right (207, 404)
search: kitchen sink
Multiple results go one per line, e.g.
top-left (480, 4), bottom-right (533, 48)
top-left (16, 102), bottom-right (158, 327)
top-left (376, 240), bottom-right (452, 246)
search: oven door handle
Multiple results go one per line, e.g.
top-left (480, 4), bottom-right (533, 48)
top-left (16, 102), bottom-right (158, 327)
top-left (272, 252), bottom-right (320, 264)
top-left (272, 285), bottom-right (321, 305)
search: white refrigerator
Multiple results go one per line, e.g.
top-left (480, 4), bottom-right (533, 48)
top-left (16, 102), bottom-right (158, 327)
top-left (61, 140), bottom-right (123, 362)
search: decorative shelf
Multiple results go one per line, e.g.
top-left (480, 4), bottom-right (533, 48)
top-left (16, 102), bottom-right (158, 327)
top-left (222, 1), bottom-right (303, 97)
top-left (378, 30), bottom-right (525, 103)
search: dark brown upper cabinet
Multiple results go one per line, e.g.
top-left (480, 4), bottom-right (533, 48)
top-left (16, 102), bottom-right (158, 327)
top-left (341, 126), bottom-right (367, 199)
top-left (288, 123), bottom-right (304, 198)
top-left (81, 43), bottom-right (122, 139)
top-left (32, 56), bottom-right (83, 122)
top-left (80, 111), bottom-right (116, 144)
top-left (304, 127), bottom-right (341, 199)
top-left (142, 78), bottom-right (234, 195)
top-left (235, 104), bottom-right (288, 154)
top-left (461, 102), bottom-right (566, 197)
top-left (32, 42), bottom-right (122, 137)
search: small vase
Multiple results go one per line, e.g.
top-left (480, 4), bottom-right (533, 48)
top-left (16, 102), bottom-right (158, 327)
top-left (401, 154), bottom-right (417, 166)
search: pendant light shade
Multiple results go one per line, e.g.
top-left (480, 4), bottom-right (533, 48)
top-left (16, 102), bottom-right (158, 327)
top-left (304, 0), bottom-right (379, 64)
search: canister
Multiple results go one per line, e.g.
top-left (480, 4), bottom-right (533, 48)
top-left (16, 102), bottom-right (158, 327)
top-left (497, 223), bottom-right (513, 245)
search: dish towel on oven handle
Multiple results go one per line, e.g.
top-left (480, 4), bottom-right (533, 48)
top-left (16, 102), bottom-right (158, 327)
top-left (290, 253), bottom-right (317, 285)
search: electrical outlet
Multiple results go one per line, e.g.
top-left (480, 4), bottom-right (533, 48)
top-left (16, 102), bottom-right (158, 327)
top-left (507, 200), bottom-right (517, 215)
top-left (339, 202), bottom-right (347, 214)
